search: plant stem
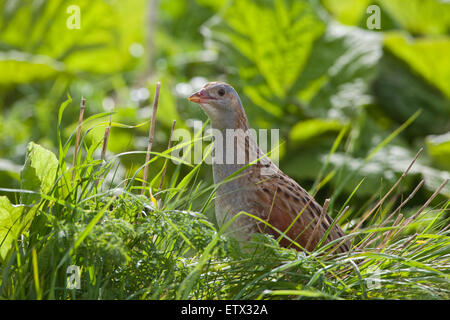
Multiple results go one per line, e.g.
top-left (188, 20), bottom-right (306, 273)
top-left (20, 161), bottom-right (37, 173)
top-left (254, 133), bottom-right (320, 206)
top-left (141, 81), bottom-right (161, 195)
top-left (159, 119), bottom-right (176, 190)
top-left (72, 97), bottom-right (86, 182)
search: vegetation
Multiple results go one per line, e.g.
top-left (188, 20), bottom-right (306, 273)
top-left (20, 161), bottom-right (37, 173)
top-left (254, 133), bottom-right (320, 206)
top-left (0, 0), bottom-right (449, 300)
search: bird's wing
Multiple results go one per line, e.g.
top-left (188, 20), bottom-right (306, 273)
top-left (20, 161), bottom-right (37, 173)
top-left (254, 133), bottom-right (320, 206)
top-left (248, 166), bottom-right (349, 253)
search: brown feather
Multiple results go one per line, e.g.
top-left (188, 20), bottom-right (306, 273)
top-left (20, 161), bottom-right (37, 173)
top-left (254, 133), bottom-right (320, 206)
top-left (248, 164), bottom-right (349, 253)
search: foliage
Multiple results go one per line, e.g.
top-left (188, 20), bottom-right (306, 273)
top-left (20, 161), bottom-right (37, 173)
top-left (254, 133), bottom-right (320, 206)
top-left (203, 0), bottom-right (450, 202)
top-left (0, 108), bottom-right (448, 299)
top-left (0, 0), bottom-right (449, 300)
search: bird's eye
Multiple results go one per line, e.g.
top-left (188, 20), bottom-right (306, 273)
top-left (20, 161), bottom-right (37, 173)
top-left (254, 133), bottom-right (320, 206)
top-left (218, 88), bottom-right (225, 96)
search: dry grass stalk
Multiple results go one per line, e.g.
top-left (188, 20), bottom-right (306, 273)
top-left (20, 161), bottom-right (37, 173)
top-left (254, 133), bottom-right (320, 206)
top-left (306, 198), bottom-right (330, 251)
top-left (285, 197), bottom-right (314, 248)
top-left (351, 148), bottom-right (423, 234)
top-left (377, 213), bottom-right (404, 250)
top-left (72, 97), bottom-right (86, 182)
top-left (141, 81), bottom-right (161, 195)
top-left (358, 179), bottom-right (425, 249)
top-left (329, 205), bottom-right (351, 249)
top-left (159, 119), bottom-right (176, 190)
top-left (101, 112), bottom-right (112, 162)
top-left (398, 232), bottom-right (419, 250)
top-left (95, 111), bottom-right (113, 187)
top-left (333, 205), bottom-right (350, 229)
top-left (391, 178), bottom-right (448, 238)
top-left (368, 179), bottom-right (447, 251)
top-left (324, 206), bottom-right (352, 256)
top-left (438, 219), bottom-right (450, 235)
top-left (408, 201), bottom-right (449, 254)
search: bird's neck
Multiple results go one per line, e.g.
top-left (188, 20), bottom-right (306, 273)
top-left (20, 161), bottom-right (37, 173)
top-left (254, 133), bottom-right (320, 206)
top-left (211, 125), bottom-right (263, 186)
top-left (208, 103), bottom-right (265, 186)
top-left (209, 106), bottom-right (250, 132)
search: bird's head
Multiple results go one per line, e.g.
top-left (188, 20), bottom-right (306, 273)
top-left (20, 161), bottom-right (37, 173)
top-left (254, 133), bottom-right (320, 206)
top-left (189, 82), bottom-right (249, 130)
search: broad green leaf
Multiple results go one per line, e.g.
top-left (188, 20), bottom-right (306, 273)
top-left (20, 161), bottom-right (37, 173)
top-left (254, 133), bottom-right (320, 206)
top-left (206, 0), bottom-right (325, 116)
top-left (196, 0), bottom-right (227, 12)
top-left (285, 143), bottom-right (450, 197)
top-left (322, 0), bottom-right (450, 35)
top-left (373, 48), bottom-right (450, 136)
top-left (290, 118), bottom-right (343, 146)
top-left (20, 142), bottom-right (59, 204)
top-left (0, 159), bottom-right (21, 180)
top-left (330, 145), bottom-right (450, 196)
top-left (321, 0), bottom-right (370, 25)
top-left (385, 33), bottom-right (450, 99)
top-left (426, 132), bottom-right (450, 171)
top-left (379, 0), bottom-right (450, 36)
top-left (283, 145), bottom-right (330, 182)
top-left (0, 0), bottom-right (146, 77)
top-left (0, 51), bottom-right (64, 84)
top-left (0, 196), bottom-right (37, 260)
top-left (302, 23), bottom-right (382, 119)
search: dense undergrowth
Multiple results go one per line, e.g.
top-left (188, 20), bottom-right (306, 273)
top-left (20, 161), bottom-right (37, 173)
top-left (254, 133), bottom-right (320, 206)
top-left (0, 98), bottom-right (448, 300)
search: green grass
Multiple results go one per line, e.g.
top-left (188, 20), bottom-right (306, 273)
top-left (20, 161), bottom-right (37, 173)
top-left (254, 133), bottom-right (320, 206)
top-left (0, 99), bottom-right (449, 300)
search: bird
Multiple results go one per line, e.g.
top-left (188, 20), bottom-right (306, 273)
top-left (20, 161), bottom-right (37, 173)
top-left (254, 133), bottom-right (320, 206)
top-left (189, 82), bottom-right (349, 253)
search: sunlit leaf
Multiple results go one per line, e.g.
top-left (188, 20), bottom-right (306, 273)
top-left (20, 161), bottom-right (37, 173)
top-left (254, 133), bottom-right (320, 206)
top-left (206, 0), bottom-right (325, 115)
top-left (20, 142), bottom-right (59, 204)
top-left (0, 0), bottom-right (146, 76)
top-left (290, 118), bottom-right (343, 146)
top-left (426, 132), bottom-right (450, 171)
top-left (379, 0), bottom-right (450, 36)
top-left (0, 196), bottom-right (37, 260)
top-left (0, 51), bottom-right (64, 84)
top-left (302, 23), bottom-right (383, 119)
top-left (385, 33), bottom-right (450, 99)
top-left (321, 0), bottom-right (370, 25)
top-left (373, 49), bottom-right (450, 136)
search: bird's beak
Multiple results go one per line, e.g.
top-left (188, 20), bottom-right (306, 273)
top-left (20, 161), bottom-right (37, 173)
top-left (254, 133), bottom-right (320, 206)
top-left (188, 89), bottom-right (213, 104)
